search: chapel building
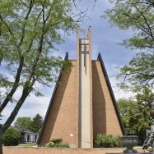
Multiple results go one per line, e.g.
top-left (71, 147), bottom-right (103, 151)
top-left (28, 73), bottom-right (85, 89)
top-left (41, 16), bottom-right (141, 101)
top-left (38, 27), bottom-right (125, 148)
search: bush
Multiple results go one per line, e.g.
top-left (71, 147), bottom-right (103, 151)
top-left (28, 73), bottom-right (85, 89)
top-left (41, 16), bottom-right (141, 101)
top-left (3, 127), bottom-right (21, 146)
top-left (94, 134), bottom-right (121, 148)
top-left (51, 138), bottom-right (63, 144)
top-left (112, 135), bottom-right (121, 147)
top-left (46, 142), bottom-right (54, 147)
top-left (46, 138), bottom-right (70, 148)
top-left (147, 146), bottom-right (153, 152)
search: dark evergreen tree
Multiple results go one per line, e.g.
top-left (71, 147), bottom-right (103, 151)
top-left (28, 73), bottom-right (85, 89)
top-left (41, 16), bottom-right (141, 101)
top-left (29, 114), bottom-right (43, 133)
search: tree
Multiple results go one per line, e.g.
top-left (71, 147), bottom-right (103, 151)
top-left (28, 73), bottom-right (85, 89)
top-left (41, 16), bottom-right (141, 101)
top-left (117, 52), bottom-right (154, 89)
top-left (117, 87), bottom-right (154, 143)
top-left (117, 98), bottom-right (150, 144)
top-left (29, 114), bottom-right (43, 133)
top-left (104, 0), bottom-right (154, 88)
top-left (0, 0), bottom-right (87, 153)
top-left (104, 1), bottom-right (154, 142)
top-left (104, 0), bottom-right (154, 50)
top-left (117, 98), bottom-right (137, 117)
top-left (14, 117), bottom-right (32, 130)
top-left (2, 127), bottom-right (21, 146)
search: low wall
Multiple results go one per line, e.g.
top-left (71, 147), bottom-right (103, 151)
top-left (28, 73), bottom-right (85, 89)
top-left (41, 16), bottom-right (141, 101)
top-left (3, 147), bottom-right (144, 154)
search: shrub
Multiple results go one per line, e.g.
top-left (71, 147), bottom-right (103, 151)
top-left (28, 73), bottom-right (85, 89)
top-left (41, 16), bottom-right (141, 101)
top-left (94, 134), bottom-right (121, 148)
top-left (46, 138), bottom-right (70, 148)
top-left (46, 141), bottom-right (54, 147)
top-left (3, 127), bottom-right (21, 146)
top-left (147, 146), bottom-right (153, 152)
top-left (51, 138), bottom-right (63, 144)
top-left (112, 135), bottom-right (121, 147)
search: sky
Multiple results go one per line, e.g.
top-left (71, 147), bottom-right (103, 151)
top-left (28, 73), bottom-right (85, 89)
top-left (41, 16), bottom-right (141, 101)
top-left (0, 0), bottom-right (139, 125)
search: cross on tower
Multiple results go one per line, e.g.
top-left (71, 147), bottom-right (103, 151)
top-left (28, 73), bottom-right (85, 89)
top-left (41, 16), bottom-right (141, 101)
top-left (80, 39), bottom-right (89, 74)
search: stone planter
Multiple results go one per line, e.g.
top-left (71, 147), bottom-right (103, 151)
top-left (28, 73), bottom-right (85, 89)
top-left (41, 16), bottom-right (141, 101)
top-left (121, 135), bottom-right (139, 153)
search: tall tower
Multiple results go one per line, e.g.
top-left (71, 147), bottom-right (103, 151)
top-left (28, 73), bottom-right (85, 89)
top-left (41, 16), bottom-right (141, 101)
top-left (38, 27), bottom-right (125, 148)
top-left (78, 27), bottom-right (92, 148)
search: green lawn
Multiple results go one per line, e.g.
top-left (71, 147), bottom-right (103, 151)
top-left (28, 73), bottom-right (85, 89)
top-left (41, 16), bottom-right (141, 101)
top-left (18, 143), bottom-right (37, 147)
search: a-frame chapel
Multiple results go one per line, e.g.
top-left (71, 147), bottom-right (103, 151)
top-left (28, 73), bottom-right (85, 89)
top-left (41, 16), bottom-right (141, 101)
top-left (38, 27), bottom-right (125, 148)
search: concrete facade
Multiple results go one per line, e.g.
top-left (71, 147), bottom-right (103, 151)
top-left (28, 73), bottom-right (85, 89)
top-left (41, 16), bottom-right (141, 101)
top-left (38, 27), bottom-right (125, 148)
top-left (79, 39), bottom-right (91, 148)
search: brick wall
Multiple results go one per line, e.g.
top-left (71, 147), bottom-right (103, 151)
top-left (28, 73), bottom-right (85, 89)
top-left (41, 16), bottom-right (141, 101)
top-left (39, 59), bottom-right (123, 148)
top-left (3, 147), bottom-right (144, 154)
top-left (39, 61), bottom-right (78, 147)
top-left (92, 61), bottom-right (123, 140)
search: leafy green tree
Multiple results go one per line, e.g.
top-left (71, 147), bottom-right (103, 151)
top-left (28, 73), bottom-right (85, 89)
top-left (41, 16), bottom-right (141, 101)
top-left (2, 127), bottom-right (21, 146)
top-left (117, 87), bottom-right (154, 143)
top-left (14, 117), bottom-right (32, 130)
top-left (135, 87), bottom-right (154, 107)
top-left (29, 114), bottom-right (43, 133)
top-left (0, 0), bottom-right (87, 153)
top-left (117, 98), bottom-right (137, 116)
top-left (117, 52), bottom-right (154, 89)
top-left (104, 0), bottom-right (154, 88)
top-left (104, 0), bottom-right (154, 50)
top-left (104, 1), bottom-right (154, 142)
top-left (117, 98), bottom-right (151, 143)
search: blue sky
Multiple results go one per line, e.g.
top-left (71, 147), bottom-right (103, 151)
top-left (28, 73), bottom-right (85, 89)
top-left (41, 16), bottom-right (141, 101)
top-left (1, 0), bottom-right (139, 124)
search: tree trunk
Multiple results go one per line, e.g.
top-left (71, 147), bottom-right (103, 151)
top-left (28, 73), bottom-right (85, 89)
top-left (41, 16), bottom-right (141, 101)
top-left (0, 124), bottom-right (3, 154)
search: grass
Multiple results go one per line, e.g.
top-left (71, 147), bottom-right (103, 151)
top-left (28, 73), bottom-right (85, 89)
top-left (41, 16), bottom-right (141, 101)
top-left (18, 143), bottom-right (37, 147)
